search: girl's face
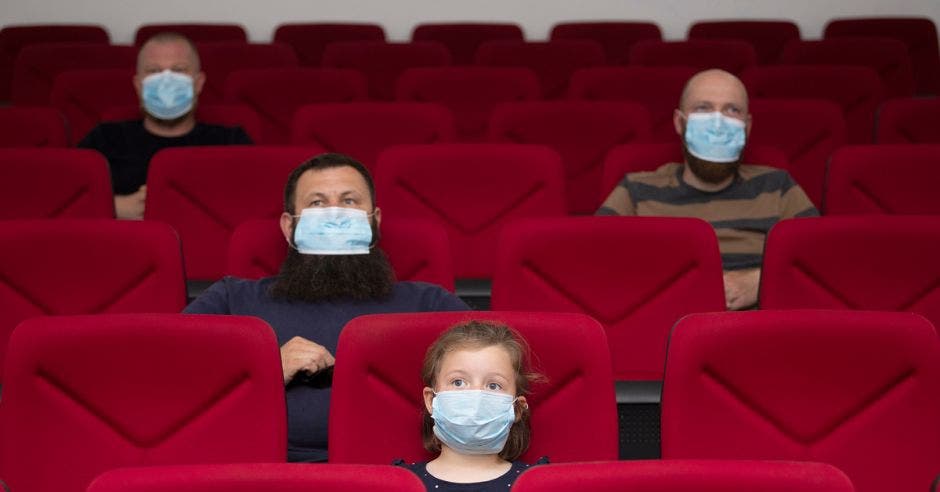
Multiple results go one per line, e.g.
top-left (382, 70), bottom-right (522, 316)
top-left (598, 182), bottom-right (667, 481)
top-left (423, 345), bottom-right (525, 413)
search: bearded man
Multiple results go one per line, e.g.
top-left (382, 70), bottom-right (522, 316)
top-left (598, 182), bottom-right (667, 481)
top-left (596, 69), bottom-right (818, 310)
top-left (185, 153), bottom-right (468, 462)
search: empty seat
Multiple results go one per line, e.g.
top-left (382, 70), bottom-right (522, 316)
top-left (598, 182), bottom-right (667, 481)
top-left (134, 23), bottom-right (247, 45)
top-left (374, 144), bottom-right (567, 279)
top-left (475, 40), bottom-right (606, 98)
top-left (396, 67), bottom-right (540, 141)
top-left (290, 102), bottom-right (455, 171)
top-left (487, 101), bottom-right (652, 214)
top-left (492, 216), bottom-right (725, 381)
top-left (196, 42), bottom-right (299, 103)
top-left (273, 23), bottom-right (386, 66)
top-left (779, 38), bottom-right (915, 97)
top-left (330, 311), bottom-right (618, 463)
top-left (224, 67), bottom-right (368, 143)
top-left (0, 148), bottom-right (114, 218)
top-left (49, 68), bottom-right (137, 144)
top-left (102, 103), bottom-right (264, 144)
top-left (550, 21), bottom-right (662, 65)
top-left (825, 17), bottom-right (940, 95)
top-left (11, 43), bottom-right (137, 105)
top-left (876, 97), bottom-right (940, 143)
top-left (321, 41), bottom-right (451, 100)
top-left (688, 20), bottom-right (801, 65)
top-left (0, 313), bottom-right (285, 492)
top-left (825, 144), bottom-right (940, 215)
top-left (662, 309), bottom-right (940, 492)
top-left (145, 145), bottom-right (324, 281)
top-left (0, 220), bottom-right (187, 382)
top-left (628, 39), bottom-right (758, 74)
top-left (411, 22), bottom-right (524, 65)
top-left (0, 106), bottom-right (67, 147)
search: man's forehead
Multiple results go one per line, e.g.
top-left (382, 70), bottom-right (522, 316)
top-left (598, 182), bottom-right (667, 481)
top-left (681, 70), bottom-right (748, 108)
top-left (296, 167), bottom-right (370, 195)
top-left (138, 40), bottom-right (195, 66)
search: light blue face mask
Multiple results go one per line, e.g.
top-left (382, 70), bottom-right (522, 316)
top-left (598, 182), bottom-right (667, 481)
top-left (141, 69), bottom-right (195, 120)
top-left (431, 390), bottom-right (516, 455)
top-left (684, 111), bottom-right (747, 163)
top-left (293, 207), bottom-right (373, 255)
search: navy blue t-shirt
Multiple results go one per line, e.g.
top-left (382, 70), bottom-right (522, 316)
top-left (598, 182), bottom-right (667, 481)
top-left (183, 276), bottom-right (469, 462)
top-left (395, 458), bottom-right (549, 491)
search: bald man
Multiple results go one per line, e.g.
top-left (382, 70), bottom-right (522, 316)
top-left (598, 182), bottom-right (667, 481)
top-left (79, 32), bottom-right (252, 219)
top-left (597, 69), bottom-right (818, 310)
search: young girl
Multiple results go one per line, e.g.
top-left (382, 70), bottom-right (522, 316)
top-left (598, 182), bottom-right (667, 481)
top-left (396, 320), bottom-right (547, 491)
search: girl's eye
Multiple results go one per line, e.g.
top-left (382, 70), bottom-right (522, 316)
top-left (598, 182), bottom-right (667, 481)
top-left (451, 379), bottom-right (466, 388)
top-left (486, 382), bottom-right (503, 391)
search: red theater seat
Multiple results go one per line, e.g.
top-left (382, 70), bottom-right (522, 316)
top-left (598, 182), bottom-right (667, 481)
top-left (662, 309), bottom-right (940, 492)
top-left (196, 42), bottom-right (299, 104)
top-left (550, 21), bottom-right (662, 65)
top-left (374, 144), bottom-right (566, 279)
top-left (321, 41), bottom-right (451, 100)
top-left (0, 107), bottom-right (67, 147)
top-left (224, 68), bottom-right (368, 143)
top-left (876, 97), bottom-right (940, 143)
top-left (474, 40), bottom-right (605, 99)
top-left (0, 313), bottom-right (285, 492)
top-left (487, 101), bottom-right (651, 214)
top-left (0, 148), bottom-right (113, 218)
top-left (411, 23), bottom-right (524, 65)
top-left (290, 102), bottom-right (455, 171)
top-left (102, 104), bottom-right (264, 144)
top-left (329, 311), bottom-right (618, 463)
top-left (0, 220), bottom-right (186, 382)
top-left (11, 43), bottom-right (136, 106)
top-left (396, 67), bottom-right (540, 141)
top-left (779, 38), bottom-right (915, 97)
top-left (825, 145), bottom-right (940, 214)
top-left (273, 23), bottom-right (385, 66)
top-left (134, 23), bottom-right (247, 45)
top-left (145, 145), bottom-right (324, 281)
top-left (49, 68), bottom-right (137, 144)
top-left (628, 39), bottom-right (758, 74)
top-left (491, 216), bottom-right (725, 381)
top-left (688, 20), bottom-right (801, 65)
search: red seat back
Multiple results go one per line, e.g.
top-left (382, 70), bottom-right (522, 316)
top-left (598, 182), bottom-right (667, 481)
top-left (662, 309), bottom-right (940, 492)
top-left (628, 39), bottom-right (758, 74)
top-left (49, 68), bottom-right (137, 144)
top-left (0, 148), bottom-right (113, 218)
top-left (876, 97), bottom-right (940, 143)
top-left (0, 107), bottom-right (67, 147)
top-left (411, 23), bottom-right (524, 65)
top-left (321, 41), bottom-right (451, 100)
top-left (780, 38), bottom-right (915, 97)
top-left (492, 216), bottom-right (725, 380)
top-left (474, 40), bottom-right (606, 99)
top-left (550, 22), bottom-right (662, 65)
top-left (101, 104), bottom-right (264, 143)
top-left (273, 23), bottom-right (386, 66)
top-left (134, 23), bottom-right (247, 46)
top-left (330, 311), bottom-right (618, 463)
top-left (375, 144), bottom-right (567, 279)
top-left (11, 43), bottom-right (136, 105)
top-left (688, 20), bottom-right (801, 65)
top-left (196, 42), bottom-right (299, 104)
top-left (0, 313), bottom-right (286, 492)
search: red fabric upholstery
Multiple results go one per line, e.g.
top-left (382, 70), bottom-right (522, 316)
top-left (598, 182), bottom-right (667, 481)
top-left (0, 24), bottom-right (109, 101)
top-left (290, 102), bottom-right (455, 171)
top-left (145, 145), bottom-right (323, 281)
top-left (568, 66), bottom-right (698, 142)
top-left (628, 40), bottom-right (758, 74)
top-left (49, 69), bottom-right (137, 144)
top-left (600, 143), bottom-right (788, 204)
top-left (474, 40), bottom-right (606, 99)
top-left (0, 313), bottom-right (286, 492)
top-left (550, 22), bottom-right (662, 65)
top-left (688, 20), bottom-right (801, 65)
top-left (491, 216), bottom-right (724, 380)
top-left (0, 148), bottom-right (113, 218)
top-left (89, 464), bottom-right (424, 492)
top-left (195, 42), bottom-right (298, 104)
top-left (662, 309), bottom-right (940, 492)
top-left (411, 23), bottom-right (524, 65)
top-left (226, 218), bottom-right (456, 292)
top-left (0, 220), bottom-right (186, 382)
top-left (396, 67), bottom-right (540, 141)
top-left (329, 311), bottom-right (618, 463)
top-left (780, 38), bottom-right (915, 97)
top-left (273, 23), bottom-right (386, 66)
top-left (134, 23), bottom-right (247, 46)
top-left (513, 460), bottom-right (854, 492)
top-left (0, 107), bottom-right (67, 147)
top-left (223, 68), bottom-right (368, 143)
top-left (760, 216), bottom-right (940, 330)
top-left (748, 98), bottom-right (848, 207)
top-left (741, 66), bottom-right (884, 144)
top-left (825, 145), bottom-right (940, 215)
top-left (102, 104), bottom-right (264, 144)
top-left (374, 144), bottom-right (566, 279)
top-left (321, 41), bottom-right (451, 100)
top-left (11, 43), bottom-right (136, 105)
top-left (825, 17), bottom-right (940, 95)
top-left (876, 97), bottom-right (940, 143)
top-left (487, 101), bottom-right (651, 214)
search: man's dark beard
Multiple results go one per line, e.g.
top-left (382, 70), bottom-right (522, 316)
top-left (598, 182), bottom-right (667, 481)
top-left (143, 108), bottom-right (195, 129)
top-left (682, 144), bottom-right (742, 184)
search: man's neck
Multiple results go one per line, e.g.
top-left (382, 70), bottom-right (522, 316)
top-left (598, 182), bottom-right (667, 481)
top-left (143, 115), bottom-right (197, 137)
top-left (682, 164), bottom-right (735, 192)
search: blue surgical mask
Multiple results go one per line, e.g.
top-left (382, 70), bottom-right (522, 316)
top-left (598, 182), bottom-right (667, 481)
top-left (142, 69), bottom-right (195, 120)
top-left (293, 207), bottom-right (373, 255)
top-left (431, 390), bottom-right (516, 455)
top-left (684, 111), bottom-right (746, 163)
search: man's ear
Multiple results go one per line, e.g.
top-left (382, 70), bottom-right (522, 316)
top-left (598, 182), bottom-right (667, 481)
top-left (133, 74), bottom-right (143, 99)
top-left (193, 71), bottom-right (206, 96)
top-left (373, 206), bottom-right (382, 227)
top-left (673, 109), bottom-right (685, 137)
top-left (744, 113), bottom-right (753, 138)
top-left (423, 387), bottom-right (435, 414)
top-left (280, 212), bottom-right (294, 245)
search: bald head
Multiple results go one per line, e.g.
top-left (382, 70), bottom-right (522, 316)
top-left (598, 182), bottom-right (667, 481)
top-left (136, 32), bottom-right (201, 73)
top-left (678, 69), bottom-right (749, 114)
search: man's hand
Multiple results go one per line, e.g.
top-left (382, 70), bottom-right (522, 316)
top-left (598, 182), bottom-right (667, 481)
top-left (280, 336), bottom-right (335, 385)
top-left (723, 268), bottom-right (761, 310)
top-left (114, 185), bottom-right (147, 220)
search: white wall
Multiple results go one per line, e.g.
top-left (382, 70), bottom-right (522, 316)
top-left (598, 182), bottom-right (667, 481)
top-left (3, 0), bottom-right (939, 44)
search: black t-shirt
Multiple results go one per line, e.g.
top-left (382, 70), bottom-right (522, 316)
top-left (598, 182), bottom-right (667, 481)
top-left (78, 120), bottom-right (252, 195)
top-left (394, 457), bottom-right (549, 491)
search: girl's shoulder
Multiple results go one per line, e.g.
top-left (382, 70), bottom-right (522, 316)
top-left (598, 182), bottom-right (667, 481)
top-left (392, 457), bottom-right (549, 491)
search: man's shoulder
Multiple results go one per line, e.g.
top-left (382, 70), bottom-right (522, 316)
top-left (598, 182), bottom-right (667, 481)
top-left (79, 120), bottom-right (145, 146)
top-left (737, 164), bottom-right (800, 192)
top-left (391, 281), bottom-right (468, 310)
top-left (191, 122), bottom-right (252, 144)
